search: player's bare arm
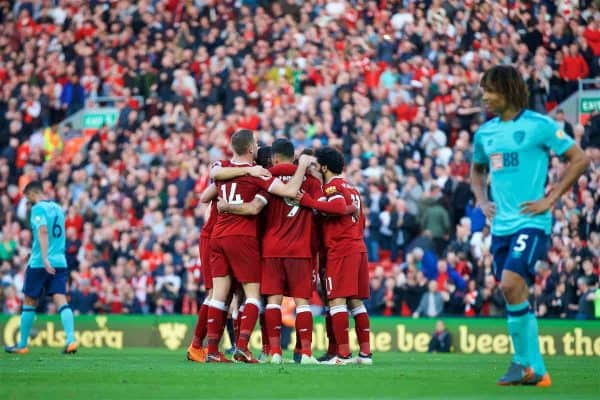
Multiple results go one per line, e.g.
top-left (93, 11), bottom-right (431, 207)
top-left (37, 225), bottom-right (56, 275)
top-left (200, 183), bottom-right (218, 203)
top-left (268, 154), bottom-right (316, 198)
top-left (217, 195), bottom-right (266, 216)
top-left (520, 144), bottom-right (589, 215)
top-left (470, 162), bottom-right (496, 219)
top-left (211, 165), bottom-right (271, 180)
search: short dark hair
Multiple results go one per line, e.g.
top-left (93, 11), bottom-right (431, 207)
top-left (480, 65), bottom-right (529, 110)
top-left (231, 129), bottom-right (254, 156)
top-left (271, 138), bottom-right (294, 160)
top-left (24, 181), bottom-right (43, 195)
top-left (315, 147), bottom-right (344, 174)
top-left (256, 146), bottom-right (272, 168)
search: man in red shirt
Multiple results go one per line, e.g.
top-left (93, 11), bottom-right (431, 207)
top-left (218, 139), bottom-right (356, 364)
top-left (298, 147), bottom-right (372, 365)
top-left (186, 161), bottom-right (271, 362)
top-left (206, 130), bottom-right (315, 363)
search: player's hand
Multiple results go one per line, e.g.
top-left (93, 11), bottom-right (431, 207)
top-left (44, 260), bottom-right (56, 275)
top-left (298, 154), bottom-right (316, 168)
top-left (295, 189), bottom-right (306, 203)
top-left (520, 197), bottom-right (553, 215)
top-left (479, 201), bottom-right (496, 220)
top-left (247, 165), bottom-right (271, 180)
top-left (216, 198), bottom-right (229, 213)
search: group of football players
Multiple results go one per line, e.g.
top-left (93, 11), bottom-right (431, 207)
top-left (186, 129), bottom-right (372, 365)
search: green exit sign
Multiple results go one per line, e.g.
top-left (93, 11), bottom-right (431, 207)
top-left (82, 109), bottom-right (119, 129)
top-left (580, 97), bottom-right (600, 113)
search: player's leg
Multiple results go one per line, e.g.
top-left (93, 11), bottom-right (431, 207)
top-left (5, 295), bottom-right (37, 354)
top-left (492, 235), bottom-right (529, 384)
top-left (188, 288), bottom-right (211, 362)
top-left (497, 230), bottom-right (550, 386)
top-left (506, 230), bottom-right (551, 386)
top-left (225, 237), bottom-right (262, 363)
top-left (348, 253), bottom-right (372, 365)
top-left (205, 239), bottom-right (233, 362)
top-left (261, 258), bottom-right (285, 362)
top-left (264, 295), bottom-right (283, 363)
top-left (286, 258), bottom-right (317, 364)
top-left (48, 267), bottom-right (77, 354)
top-left (316, 253), bottom-right (336, 362)
top-left (189, 237), bottom-right (213, 361)
top-left (234, 282), bottom-right (261, 363)
top-left (206, 276), bottom-right (232, 362)
top-left (258, 295), bottom-right (270, 361)
top-left (6, 267), bottom-right (46, 353)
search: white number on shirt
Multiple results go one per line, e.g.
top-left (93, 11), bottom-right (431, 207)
top-left (221, 183), bottom-right (243, 205)
top-left (513, 234), bottom-right (529, 252)
top-left (350, 193), bottom-right (361, 223)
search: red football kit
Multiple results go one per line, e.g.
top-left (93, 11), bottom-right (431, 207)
top-left (210, 162), bottom-right (277, 283)
top-left (304, 176), bottom-right (369, 300)
top-left (260, 163), bottom-right (322, 298)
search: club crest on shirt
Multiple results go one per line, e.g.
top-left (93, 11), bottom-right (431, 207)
top-left (513, 130), bottom-right (525, 145)
top-left (325, 186), bottom-right (337, 195)
top-left (556, 130), bottom-right (565, 139)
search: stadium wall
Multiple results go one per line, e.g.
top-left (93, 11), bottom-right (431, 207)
top-left (1, 315), bottom-right (599, 357)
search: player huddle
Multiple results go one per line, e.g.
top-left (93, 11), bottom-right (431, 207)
top-left (186, 130), bottom-right (372, 365)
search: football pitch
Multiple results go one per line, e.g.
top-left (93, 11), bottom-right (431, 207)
top-left (1, 348), bottom-right (598, 400)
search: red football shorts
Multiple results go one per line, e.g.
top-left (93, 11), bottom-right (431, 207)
top-left (210, 236), bottom-right (261, 283)
top-left (261, 258), bottom-right (313, 299)
top-left (199, 235), bottom-right (212, 290)
top-left (324, 253), bottom-right (369, 300)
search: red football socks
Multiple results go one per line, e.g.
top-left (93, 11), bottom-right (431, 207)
top-left (351, 305), bottom-right (371, 355)
top-left (259, 310), bottom-right (270, 355)
top-left (296, 305), bottom-right (313, 356)
top-left (206, 300), bottom-right (227, 354)
top-left (191, 302), bottom-right (209, 349)
top-left (330, 305), bottom-right (350, 358)
top-left (265, 304), bottom-right (282, 355)
top-left (236, 300), bottom-right (260, 352)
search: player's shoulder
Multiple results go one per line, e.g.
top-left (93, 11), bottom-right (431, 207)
top-left (211, 159), bottom-right (232, 169)
top-left (323, 176), bottom-right (345, 195)
top-left (520, 109), bottom-right (556, 128)
top-left (270, 163), bottom-right (296, 176)
top-left (476, 115), bottom-right (500, 133)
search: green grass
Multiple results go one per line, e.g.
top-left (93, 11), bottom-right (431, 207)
top-left (1, 348), bottom-right (599, 400)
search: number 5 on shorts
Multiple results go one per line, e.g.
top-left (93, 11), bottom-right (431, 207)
top-left (513, 234), bottom-right (529, 252)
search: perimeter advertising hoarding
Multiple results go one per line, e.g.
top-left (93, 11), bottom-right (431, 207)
top-left (1, 315), bottom-right (599, 357)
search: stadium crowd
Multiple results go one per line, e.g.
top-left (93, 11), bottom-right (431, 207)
top-left (0, 0), bottom-right (599, 320)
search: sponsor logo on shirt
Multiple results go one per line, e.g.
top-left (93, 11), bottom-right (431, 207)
top-left (325, 186), bottom-right (337, 195)
top-left (490, 153), bottom-right (503, 171)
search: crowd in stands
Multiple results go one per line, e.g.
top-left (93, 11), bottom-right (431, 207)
top-left (1, 1), bottom-right (599, 320)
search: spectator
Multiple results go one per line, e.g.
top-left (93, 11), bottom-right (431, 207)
top-left (428, 320), bottom-right (452, 353)
top-left (413, 280), bottom-right (446, 318)
top-left (0, 0), bottom-right (597, 318)
top-left (576, 277), bottom-right (598, 320)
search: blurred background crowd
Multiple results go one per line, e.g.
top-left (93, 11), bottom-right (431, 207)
top-left (0, 0), bottom-right (599, 319)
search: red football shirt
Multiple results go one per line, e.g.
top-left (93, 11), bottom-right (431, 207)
top-left (212, 162), bottom-right (277, 238)
top-left (320, 176), bottom-right (367, 257)
top-left (200, 160), bottom-right (231, 238)
top-left (262, 163), bottom-right (322, 258)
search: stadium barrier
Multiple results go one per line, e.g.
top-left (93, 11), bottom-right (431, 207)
top-left (1, 315), bottom-right (599, 357)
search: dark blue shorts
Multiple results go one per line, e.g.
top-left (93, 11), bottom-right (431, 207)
top-left (23, 267), bottom-right (68, 299)
top-left (491, 228), bottom-right (549, 285)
